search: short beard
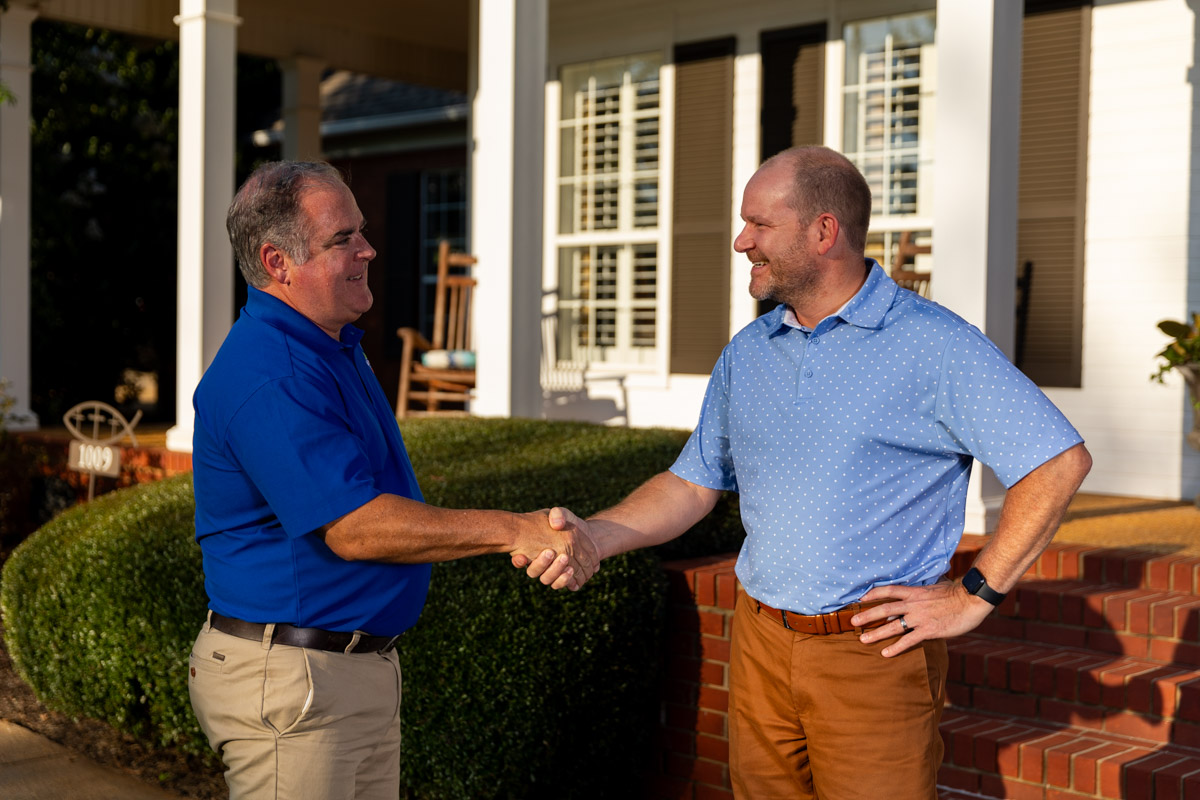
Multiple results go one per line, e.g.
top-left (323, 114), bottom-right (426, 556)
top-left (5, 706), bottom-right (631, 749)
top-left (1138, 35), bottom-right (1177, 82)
top-left (748, 246), bottom-right (819, 308)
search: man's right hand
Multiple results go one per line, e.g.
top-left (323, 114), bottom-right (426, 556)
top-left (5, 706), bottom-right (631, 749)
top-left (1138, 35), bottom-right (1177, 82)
top-left (509, 507), bottom-right (599, 591)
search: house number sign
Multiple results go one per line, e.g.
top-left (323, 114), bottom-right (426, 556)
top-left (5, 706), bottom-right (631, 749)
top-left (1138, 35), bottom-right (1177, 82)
top-left (63, 401), bottom-right (142, 500)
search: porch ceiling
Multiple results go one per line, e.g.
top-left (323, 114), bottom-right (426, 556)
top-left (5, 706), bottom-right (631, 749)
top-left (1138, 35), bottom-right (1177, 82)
top-left (15, 0), bottom-right (470, 90)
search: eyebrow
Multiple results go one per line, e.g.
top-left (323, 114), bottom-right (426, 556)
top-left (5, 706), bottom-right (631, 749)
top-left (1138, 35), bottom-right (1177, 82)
top-left (320, 220), bottom-right (367, 248)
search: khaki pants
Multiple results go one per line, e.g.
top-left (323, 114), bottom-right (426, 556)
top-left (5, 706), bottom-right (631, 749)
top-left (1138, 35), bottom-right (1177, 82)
top-left (729, 589), bottom-right (947, 800)
top-left (188, 617), bottom-right (402, 800)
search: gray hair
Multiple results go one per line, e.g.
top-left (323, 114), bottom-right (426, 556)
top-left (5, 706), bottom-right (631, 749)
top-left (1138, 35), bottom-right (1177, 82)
top-left (226, 161), bottom-right (348, 288)
top-left (763, 146), bottom-right (872, 253)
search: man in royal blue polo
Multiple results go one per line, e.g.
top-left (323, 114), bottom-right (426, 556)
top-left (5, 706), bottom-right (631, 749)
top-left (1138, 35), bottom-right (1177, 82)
top-left (521, 146), bottom-right (1092, 798)
top-left (188, 161), bottom-right (595, 800)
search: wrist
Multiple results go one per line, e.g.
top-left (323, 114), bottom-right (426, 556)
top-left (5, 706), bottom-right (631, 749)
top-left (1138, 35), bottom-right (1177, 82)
top-left (960, 566), bottom-right (1007, 606)
top-left (586, 518), bottom-right (620, 561)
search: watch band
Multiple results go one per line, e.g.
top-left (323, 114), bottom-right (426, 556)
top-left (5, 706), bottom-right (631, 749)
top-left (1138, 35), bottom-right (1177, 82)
top-left (962, 566), bottom-right (1006, 606)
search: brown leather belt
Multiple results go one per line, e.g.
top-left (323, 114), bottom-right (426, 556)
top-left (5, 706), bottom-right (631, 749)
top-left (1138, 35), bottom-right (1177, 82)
top-left (209, 611), bottom-right (401, 654)
top-left (754, 599), bottom-right (889, 635)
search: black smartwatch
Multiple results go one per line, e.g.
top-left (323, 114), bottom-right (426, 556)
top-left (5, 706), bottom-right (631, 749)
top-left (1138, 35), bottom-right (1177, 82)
top-left (961, 567), bottom-right (1006, 606)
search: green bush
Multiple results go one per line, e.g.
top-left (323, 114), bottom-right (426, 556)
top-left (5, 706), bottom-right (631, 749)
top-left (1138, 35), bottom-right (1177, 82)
top-left (399, 417), bottom-right (745, 561)
top-left (0, 473), bottom-right (206, 750)
top-left (1, 418), bottom-right (747, 797)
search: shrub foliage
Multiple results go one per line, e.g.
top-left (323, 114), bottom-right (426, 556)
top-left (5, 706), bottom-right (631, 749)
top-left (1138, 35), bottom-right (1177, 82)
top-left (0, 473), bottom-right (205, 749)
top-left (1, 418), bottom-right (747, 797)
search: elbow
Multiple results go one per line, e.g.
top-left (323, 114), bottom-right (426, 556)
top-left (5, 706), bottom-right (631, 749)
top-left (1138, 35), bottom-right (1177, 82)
top-left (1063, 442), bottom-right (1093, 489)
top-left (319, 528), bottom-right (372, 562)
top-left (1072, 442), bottom-right (1093, 478)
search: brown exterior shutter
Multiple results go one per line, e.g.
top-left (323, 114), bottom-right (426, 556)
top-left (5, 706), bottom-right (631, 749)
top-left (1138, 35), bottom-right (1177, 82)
top-left (1017, 1), bottom-right (1091, 386)
top-left (761, 24), bottom-right (827, 160)
top-left (670, 38), bottom-right (735, 375)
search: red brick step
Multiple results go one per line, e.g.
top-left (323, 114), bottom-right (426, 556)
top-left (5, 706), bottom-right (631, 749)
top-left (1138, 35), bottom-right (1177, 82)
top-left (948, 634), bottom-right (1200, 747)
top-left (939, 707), bottom-right (1200, 799)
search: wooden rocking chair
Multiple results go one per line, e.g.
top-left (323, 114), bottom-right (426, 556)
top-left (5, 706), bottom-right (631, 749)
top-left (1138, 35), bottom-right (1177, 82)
top-left (890, 230), bottom-right (932, 298)
top-left (395, 241), bottom-right (477, 419)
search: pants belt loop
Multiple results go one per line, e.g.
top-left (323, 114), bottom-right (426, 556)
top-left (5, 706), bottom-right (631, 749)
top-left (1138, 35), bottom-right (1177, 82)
top-left (260, 623), bottom-right (276, 650)
top-left (344, 632), bottom-right (363, 655)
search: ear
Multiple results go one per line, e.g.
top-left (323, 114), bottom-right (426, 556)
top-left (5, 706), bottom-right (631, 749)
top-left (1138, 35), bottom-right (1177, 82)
top-left (260, 243), bottom-right (290, 286)
top-left (813, 213), bottom-right (840, 256)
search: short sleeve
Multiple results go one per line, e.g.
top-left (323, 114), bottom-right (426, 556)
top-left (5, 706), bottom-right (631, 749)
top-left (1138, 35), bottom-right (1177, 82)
top-left (670, 349), bottom-right (739, 492)
top-left (225, 375), bottom-right (382, 537)
top-left (934, 326), bottom-right (1083, 488)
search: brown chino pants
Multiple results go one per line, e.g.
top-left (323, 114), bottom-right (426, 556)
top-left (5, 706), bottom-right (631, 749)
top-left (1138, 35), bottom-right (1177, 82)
top-left (729, 588), bottom-right (948, 799)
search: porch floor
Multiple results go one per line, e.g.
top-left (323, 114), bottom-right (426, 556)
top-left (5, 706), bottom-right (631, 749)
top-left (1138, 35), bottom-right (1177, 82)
top-left (1054, 493), bottom-right (1200, 555)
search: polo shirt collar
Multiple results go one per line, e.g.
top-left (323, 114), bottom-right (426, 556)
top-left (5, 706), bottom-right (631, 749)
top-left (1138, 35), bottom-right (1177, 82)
top-left (765, 259), bottom-right (896, 337)
top-left (837, 260), bottom-right (896, 331)
top-left (243, 287), bottom-right (364, 351)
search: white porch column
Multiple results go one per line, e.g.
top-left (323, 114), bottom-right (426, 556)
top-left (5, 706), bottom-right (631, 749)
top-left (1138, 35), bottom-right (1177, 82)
top-left (167, 0), bottom-right (240, 452)
top-left (932, 0), bottom-right (1023, 533)
top-left (0, 5), bottom-right (38, 431)
top-left (469, 0), bottom-right (546, 418)
top-left (280, 55), bottom-right (324, 161)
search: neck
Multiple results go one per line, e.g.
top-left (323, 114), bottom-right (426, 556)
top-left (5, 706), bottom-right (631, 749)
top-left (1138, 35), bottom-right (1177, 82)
top-left (787, 257), bottom-right (869, 328)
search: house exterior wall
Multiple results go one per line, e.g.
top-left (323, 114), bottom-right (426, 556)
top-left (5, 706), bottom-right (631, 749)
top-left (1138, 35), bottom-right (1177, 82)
top-left (542, 0), bottom-right (1200, 501)
top-left (1044, 0), bottom-right (1199, 499)
top-left (544, 0), bottom-right (929, 431)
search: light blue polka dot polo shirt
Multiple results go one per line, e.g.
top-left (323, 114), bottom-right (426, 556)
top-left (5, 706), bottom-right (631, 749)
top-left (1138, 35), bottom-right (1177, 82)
top-left (670, 261), bottom-right (1083, 614)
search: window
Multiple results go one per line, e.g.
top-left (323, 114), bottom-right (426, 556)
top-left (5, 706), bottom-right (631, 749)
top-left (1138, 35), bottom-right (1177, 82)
top-left (555, 54), bottom-right (662, 367)
top-left (418, 167), bottom-right (467, 338)
top-left (842, 12), bottom-right (936, 225)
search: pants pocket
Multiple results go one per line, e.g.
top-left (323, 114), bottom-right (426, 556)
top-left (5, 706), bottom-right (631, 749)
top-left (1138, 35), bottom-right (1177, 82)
top-left (262, 645), bottom-right (315, 736)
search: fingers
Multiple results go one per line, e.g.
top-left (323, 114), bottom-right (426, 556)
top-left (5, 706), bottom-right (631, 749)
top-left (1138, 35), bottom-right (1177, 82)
top-left (550, 506), bottom-right (600, 574)
top-left (510, 507), bottom-right (602, 591)
top-left (520, 548), bottom-right (556, 577)
top-left (855, 580), bottom-right (993, 658)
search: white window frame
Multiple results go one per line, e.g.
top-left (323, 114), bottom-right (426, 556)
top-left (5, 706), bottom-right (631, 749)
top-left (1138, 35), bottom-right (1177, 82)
top-left (840, 10), bottom-right (937, 247)
top-left (544, 52), bottom-right (671, 374)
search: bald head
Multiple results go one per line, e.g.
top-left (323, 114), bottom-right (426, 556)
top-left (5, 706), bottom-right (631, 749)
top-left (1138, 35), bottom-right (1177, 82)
top-left (760, 147), bottom-right (872, 254)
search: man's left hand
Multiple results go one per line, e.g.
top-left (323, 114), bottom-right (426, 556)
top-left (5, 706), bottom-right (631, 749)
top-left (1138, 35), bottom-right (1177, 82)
top-left (850, 581), bottom-right (995, 658)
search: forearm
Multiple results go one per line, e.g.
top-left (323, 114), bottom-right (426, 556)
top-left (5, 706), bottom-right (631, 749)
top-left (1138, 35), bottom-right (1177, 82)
top-left (320, 493), bottom-right (530, 563)
top-left (588, 471), bottom-right (722, 559)
top-left (968, 443), bottom-right (1093, 593)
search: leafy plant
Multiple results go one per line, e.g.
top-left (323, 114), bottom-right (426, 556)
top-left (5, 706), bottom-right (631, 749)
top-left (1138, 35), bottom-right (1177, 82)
top-left (1151, 315), bottom-right (1200, 383)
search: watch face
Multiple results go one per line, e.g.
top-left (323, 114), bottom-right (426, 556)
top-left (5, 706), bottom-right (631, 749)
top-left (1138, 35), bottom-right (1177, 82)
top-left (963, 568), bottom-right (984, 594)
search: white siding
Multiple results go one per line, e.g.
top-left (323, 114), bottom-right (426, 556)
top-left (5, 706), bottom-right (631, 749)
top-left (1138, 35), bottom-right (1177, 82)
top-left (1045, 0), bottom-right (1198, 499)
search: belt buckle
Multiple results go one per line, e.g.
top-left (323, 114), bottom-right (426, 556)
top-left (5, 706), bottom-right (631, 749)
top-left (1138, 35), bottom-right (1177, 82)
top-left (378, 634), bottom-right (402, 654)
top-left (779, 609), bottom-right (794, 631)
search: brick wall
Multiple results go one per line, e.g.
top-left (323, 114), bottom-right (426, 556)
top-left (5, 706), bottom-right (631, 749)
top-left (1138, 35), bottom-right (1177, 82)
top-left (647, 554), bottom-right (739, 799)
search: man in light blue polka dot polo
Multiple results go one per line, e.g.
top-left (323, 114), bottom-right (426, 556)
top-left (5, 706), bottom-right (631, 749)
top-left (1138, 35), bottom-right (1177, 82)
top-left (522, 146), bottom-right (1092, 798)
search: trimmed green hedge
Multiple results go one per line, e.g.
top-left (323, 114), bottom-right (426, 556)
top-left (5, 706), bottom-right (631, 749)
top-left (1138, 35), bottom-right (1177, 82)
top-left (1, 418), bottom-right (747, 797)
top-left (0, 473), bottom-right (205, 749)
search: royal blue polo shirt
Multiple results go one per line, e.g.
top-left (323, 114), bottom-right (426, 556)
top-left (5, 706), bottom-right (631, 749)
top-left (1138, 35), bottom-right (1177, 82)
top-left (192, 288), bottom-right (430, 636)
top-left (671, 261), bottom-right (1083, 614)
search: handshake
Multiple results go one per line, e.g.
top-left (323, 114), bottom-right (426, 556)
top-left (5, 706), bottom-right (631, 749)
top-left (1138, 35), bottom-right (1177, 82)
top-left (508, 507), bottom-right (602, 592)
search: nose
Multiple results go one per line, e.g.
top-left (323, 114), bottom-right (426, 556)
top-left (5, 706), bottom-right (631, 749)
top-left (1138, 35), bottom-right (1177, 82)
top-left (357, 233), bottom-right (377, 261)
top-left (733, 222), bottom-right (753, 254)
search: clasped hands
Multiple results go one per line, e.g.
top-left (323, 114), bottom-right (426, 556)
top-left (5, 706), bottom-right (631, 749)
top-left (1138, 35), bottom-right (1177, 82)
top-left (509, 507), bottom-right (598, 591)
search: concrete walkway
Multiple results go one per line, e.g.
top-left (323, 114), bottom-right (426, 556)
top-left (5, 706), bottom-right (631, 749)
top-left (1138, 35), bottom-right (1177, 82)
top-left (0, 720), bottom-right (184, 800)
